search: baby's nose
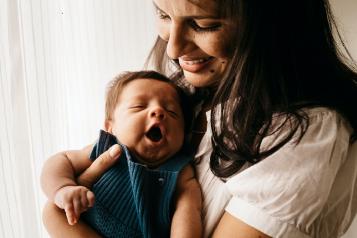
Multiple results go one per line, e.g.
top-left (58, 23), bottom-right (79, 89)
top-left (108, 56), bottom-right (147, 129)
top-left (150, 107), bottom-right (165, 119)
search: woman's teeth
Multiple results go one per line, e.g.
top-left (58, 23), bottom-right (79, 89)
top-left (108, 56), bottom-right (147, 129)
top-left (179, 56), bottom-right (214, 73)
top-left (183, 57), bottom-right (212, 65)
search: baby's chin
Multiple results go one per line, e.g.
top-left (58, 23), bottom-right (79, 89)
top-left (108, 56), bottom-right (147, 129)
top-left (132, 149), bottom-right (173, 168)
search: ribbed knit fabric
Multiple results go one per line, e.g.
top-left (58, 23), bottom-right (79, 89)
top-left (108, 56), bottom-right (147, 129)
top-left (82, 130), bottom-right (192, 238)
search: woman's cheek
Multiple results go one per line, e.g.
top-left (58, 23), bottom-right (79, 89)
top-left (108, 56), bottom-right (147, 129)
top-left (198, 34), bottom-right (228, 58)
top-left (207, 26), bottom-right (237, 57)
top-left (206, 43), bottom-right (227, 58)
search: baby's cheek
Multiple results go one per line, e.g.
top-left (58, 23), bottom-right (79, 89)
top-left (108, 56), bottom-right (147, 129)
top-left (113, 129), bottom-right (130, 145)
top-left (175, 126), bottom-right (185, 148)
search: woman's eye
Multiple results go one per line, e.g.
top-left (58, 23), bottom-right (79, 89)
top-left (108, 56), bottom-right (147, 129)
top-left (188, 20), bottom-right (222, 32)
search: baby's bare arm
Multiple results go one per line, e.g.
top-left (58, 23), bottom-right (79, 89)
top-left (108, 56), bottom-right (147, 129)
top-left (41, 144), bottom-right (121, 237)
top-left (171, 164), bottom-right (203, 238)
top-left (40, 144), bottom-right (94, 201)
top-left (41, 144), bottom-right (98, 225)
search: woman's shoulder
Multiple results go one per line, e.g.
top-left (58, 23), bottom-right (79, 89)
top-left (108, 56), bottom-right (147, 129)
top-left (303, 106), bottom-right (352, 135)
top-left (225, 106), bottom-right (357, 237)
top-left (227, 107), bottom-right (354, 202)
top-left (303, 106), bottom-right (350, 123)
top-left (266, 106), bottom-right (353, 148)
top-left (298, 106), bottom-right (353, 145)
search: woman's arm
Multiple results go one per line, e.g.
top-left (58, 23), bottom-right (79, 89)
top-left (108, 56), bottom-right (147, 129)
top-left (212, 212), bottom-right (271, 238)
top-left (171, 165), bottom-right (203, 238)
top-left (42, 201), bottom-right (102, 238)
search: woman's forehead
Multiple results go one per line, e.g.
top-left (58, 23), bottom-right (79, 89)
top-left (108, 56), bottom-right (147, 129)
top-left (187, 0), bottom-right (218, 8)
top-left (153, 0), bottom-right (219, 17)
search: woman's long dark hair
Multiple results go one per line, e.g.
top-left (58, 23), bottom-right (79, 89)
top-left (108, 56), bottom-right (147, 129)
top-left (146, 0), bottom-right (357, 178)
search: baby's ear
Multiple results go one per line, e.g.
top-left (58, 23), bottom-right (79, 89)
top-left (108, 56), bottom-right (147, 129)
top-left (104, 120), bottom-right (113, 133)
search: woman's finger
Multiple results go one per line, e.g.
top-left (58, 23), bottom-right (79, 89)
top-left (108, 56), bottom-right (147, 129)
top-left (76, 144), bottom-right (121, 188)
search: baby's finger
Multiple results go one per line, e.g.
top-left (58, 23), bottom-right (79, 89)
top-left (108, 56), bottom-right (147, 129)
top-left (73, 198), bottom-right (83, 220)
top-left (77, 144), bottom-right (121, 188)
top-left (64, 203), bottom-right (76, 225)
top-left (80, 189), bottom-right (89, 209)
top-left (86, 190), bottom-right (95, 207)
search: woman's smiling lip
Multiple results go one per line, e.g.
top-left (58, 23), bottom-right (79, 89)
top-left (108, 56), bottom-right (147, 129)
top-left (178, 56), bottom-right (214, 73)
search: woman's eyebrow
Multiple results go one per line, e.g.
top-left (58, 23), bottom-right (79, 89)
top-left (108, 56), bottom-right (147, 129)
top-left (152, 2), bottom-right (164, 14)
top-left (152, 2), bottom-right (220, 19)
top-left (153, 2), bottom-right (171, 17)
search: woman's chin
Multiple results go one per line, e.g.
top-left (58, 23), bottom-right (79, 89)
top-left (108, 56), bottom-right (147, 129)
top-left (183, 70), bottom-right (220, 88)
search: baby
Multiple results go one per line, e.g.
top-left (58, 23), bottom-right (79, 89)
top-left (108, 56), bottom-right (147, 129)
top-left (41, 71), bottom-right (202, 238)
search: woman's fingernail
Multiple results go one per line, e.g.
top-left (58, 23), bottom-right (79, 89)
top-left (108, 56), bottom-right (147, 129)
top-left (109, 144), bottom-right (120, 158)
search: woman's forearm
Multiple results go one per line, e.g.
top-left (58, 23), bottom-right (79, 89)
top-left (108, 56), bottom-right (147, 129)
top-left (171, 165), bottom-right (203, 238)
top-left (42, 201), bottom-right (102, 238)
top-left (170, 193), bottom-right (202, 238)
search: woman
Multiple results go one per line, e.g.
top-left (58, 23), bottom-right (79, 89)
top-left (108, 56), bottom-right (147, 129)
top-left (42, 0), bottom-right (357, 237)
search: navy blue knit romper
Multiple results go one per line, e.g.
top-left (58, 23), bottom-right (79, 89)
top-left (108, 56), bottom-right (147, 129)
top-left (82, 130), bottom-right (192, 238)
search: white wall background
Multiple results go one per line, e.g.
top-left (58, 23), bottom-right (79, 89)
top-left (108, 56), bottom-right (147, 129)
top-left (0, 1), bottom-right (156, 237)
top-left (331, 0), bottom-right (357, 62)
top-left (0, 0), bottom-right (356, 237)
top-left (330, 0), bottom-right (357, 237)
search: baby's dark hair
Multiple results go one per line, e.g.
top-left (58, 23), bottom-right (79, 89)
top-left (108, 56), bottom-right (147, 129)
top-left (105, 70), bottom-right (193, 133)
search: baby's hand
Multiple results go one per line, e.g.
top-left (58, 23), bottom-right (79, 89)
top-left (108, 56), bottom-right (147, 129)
top-left (54, 185), bottom-right (95, 225)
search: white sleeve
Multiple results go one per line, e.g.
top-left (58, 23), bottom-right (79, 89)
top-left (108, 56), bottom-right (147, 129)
top-left (225, 109), bottom-right (352, 238)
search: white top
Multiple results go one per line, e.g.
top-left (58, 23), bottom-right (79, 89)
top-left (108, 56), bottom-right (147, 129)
top-left (195, 107), bottom-right (357, 238)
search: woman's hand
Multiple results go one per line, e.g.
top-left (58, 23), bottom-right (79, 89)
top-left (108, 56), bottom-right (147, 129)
top-left (76, 144), bottom-right (121, 188)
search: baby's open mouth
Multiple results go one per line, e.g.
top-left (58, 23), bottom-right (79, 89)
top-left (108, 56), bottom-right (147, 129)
top-left (145, 126), bottom-right (162, 142)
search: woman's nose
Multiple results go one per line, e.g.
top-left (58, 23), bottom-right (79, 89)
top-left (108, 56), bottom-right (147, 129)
top-left (149, 106), bottom-right (166, 120)
top-left (166, 23), bottom-right (192, 59)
